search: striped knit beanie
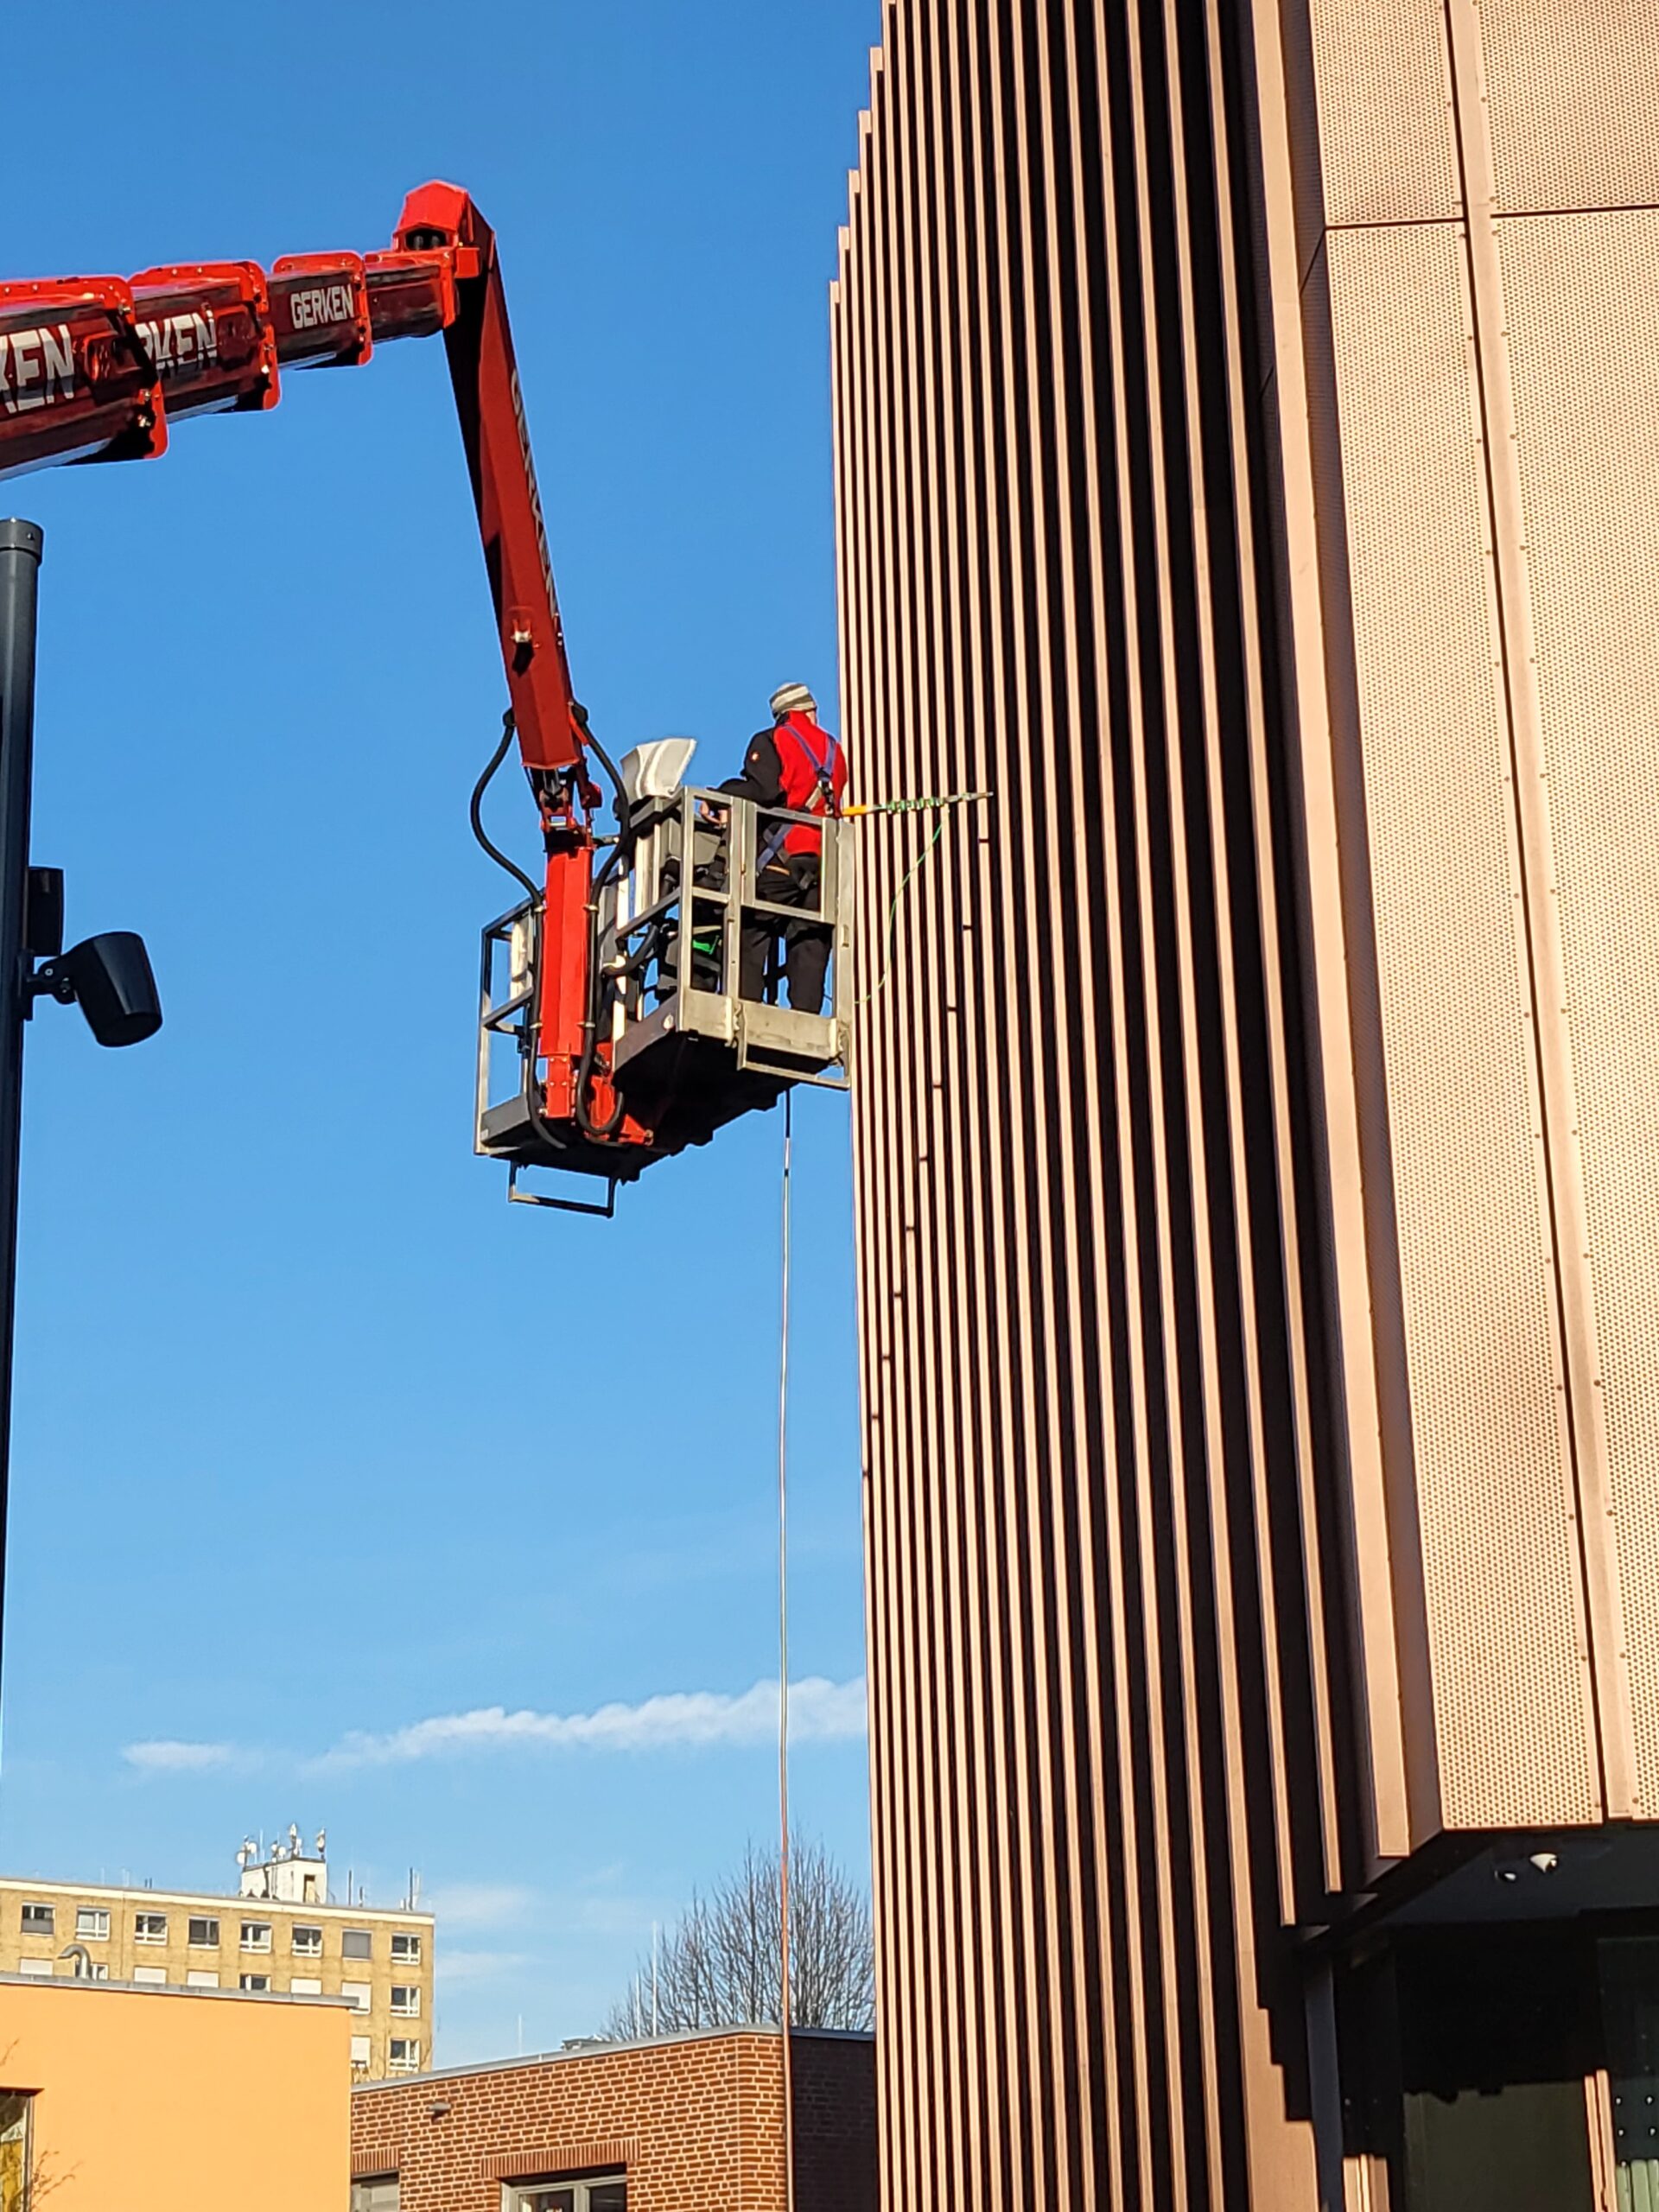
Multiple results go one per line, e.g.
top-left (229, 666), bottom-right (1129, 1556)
top-left (769, 682), bottom-right (817, 722)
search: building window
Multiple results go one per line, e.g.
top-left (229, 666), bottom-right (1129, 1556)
top-left (390, 1932), bottom-right (421, 1966)
top-left (291, 1924), bottom-right (323, 1957)
top-left (349, 2177), bottom-right (397, 2210)
top-left (341, 1981), bottom-right (371, 2013)
top-left (342, 1929), bottom-right (372, 1961)
top-left (186, 1970), bottom-right (219, 1989)
top-left (238, 1973), bottom-right (270, 1993)
top-left (290, 1975), bottom-right (322, 1997)
top-left (18, 1904), bottom-right (50, 1938)
top-left (0, 2090), bottom-right (32, 2212)
top-left (390, 1986), bottom-right (419, 2018)
top-left (133, 1911), bottom-right (166, 1945)
top-left (86, 1964), bottom-right (109, 1982)
top-left (73, 1908), bottom-right (108, 1942)
top-left (15, 1960), bottom-right (50, 1979)
top-left (387, 2039), bottom-right (420, 2072)
top-left (188, 1916), bottom-right (219, 1948)
top-left (349, 2035), bottom-right (372, 2070)
top-left (239, 1921), bottom-right (272, 1953)
top-left (132, 1966), bottom-right (167, 1986)
top-left (504, 2177), bottom-right (626, 2212)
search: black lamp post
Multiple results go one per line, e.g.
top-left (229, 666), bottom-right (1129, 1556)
top-left (0, 518), bottom-right (162, 1698)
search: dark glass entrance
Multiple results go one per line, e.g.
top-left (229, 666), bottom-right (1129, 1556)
top-left (1395, 1931), bottom-right (1599, 2212)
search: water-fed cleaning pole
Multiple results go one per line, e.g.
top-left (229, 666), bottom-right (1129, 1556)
top-left (841, 789), bottom-right (992, 818)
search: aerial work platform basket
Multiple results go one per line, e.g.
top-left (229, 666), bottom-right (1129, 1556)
top-left (476, 740), bottom-right (852, 1205)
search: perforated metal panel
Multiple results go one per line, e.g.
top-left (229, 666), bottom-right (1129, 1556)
top-left (1307, 0), bottom-right (1461, 225)
top-left (1481, 0), bottom-right (1659, 214)
top-left (1498, 209), bottom-right (1659, 1808)
top-left (1324, 221), bottom-right (1598, 1827)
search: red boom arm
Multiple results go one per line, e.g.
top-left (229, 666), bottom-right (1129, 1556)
top-left (0, 185), bottom-right (644, 1161)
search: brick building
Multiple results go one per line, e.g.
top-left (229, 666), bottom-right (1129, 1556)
top-left (351, 2027), bottom-right (875, 2212)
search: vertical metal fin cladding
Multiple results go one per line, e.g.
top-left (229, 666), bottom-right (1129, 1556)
top-left (839, 0), bottom-right (1659, 2201)
top-left (837, 1), bottom-right (1335, 2201)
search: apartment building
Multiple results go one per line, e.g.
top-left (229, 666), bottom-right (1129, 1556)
top-left (0, 1835), bottom-right (432, 2081)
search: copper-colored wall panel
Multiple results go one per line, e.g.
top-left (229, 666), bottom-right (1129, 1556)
top-left (839, 0), bottom-right (1659, 2202)
top-left (1481, 0), bottom-right (1659, 213)
top-left (1305, 0), bottom-right (1460, 226)
top-left (1321, 219), bottom-right (1598, 1827)
top-left (1498, 209), bottom-right (1659, 1808)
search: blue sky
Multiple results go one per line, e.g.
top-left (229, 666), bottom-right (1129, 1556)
top-left (1, 0), bottom-right (880, 2058)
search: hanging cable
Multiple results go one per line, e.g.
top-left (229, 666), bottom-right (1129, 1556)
top-left (569, 702), bottom-right (634, 1141)
top-left (855, 820), bottom-right (944, 1008)
top-left (776, 1086), bottom-right (797, 2212)
top-left (846, 787), bottom-right (988, 1010)
top-left (470, 709), bottom-right (541, 905)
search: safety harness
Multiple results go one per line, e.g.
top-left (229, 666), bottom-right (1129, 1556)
top-left (760, 714), bottom-right (845, 869)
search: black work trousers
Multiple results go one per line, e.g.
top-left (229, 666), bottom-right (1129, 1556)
top-left (740, 854), bottom-right (831, 1014)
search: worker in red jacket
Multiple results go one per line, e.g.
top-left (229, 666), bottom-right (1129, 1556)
top-left (721, 682), bottom-right (849, 1013)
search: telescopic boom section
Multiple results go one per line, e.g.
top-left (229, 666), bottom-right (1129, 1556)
top-left (0, 184), bottom-right (585, 791)
top-left (0, 185), bottom-right (640, 1168)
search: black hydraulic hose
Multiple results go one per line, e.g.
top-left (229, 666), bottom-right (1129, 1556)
top-left (470, 709), bottom-right (572, 1154)
top-left (572, 699), bottom-right (626, 820)
top-left (470, 710), bottom-right (542, 906)
top-left (471, 700), bottom-right (633, 1148)
top-left (570, 702), bottom-right (634, 1142)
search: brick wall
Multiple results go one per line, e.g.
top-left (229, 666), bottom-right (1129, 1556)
top-left (351, 2027), bottom-right (875, 2212)
top-left (789, 2034), bottom-right (878, 2212)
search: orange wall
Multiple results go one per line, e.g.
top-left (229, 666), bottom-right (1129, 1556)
top-left (0, 1974), bottom-right (349, 2208)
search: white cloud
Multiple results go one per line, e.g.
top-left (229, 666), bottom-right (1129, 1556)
top-left (124, 1677), bottom-right (868, 1782)
top-left (421, 1884), bottom-right (536, 1931)
top-left (123, 1739), bottom-right (238, 1774)
top-left (318, 1675), bottom-right (868, 1770)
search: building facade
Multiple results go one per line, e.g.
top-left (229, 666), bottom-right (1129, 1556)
top-left (835, 0), bottom-right (1659, 2205)
top-left (0, 1841), bottom-right (432, 2082)
top-left (350, 2028), bottom-right (876, 2212)
top-left (0, 1967), bottom-right (349, 2209)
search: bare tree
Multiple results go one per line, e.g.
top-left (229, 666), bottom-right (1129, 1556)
top-left (604, 1839), bottom-right (874, 2038)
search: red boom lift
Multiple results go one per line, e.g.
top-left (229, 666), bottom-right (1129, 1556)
top-left (0, 182), bottom-right (851, 1213)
